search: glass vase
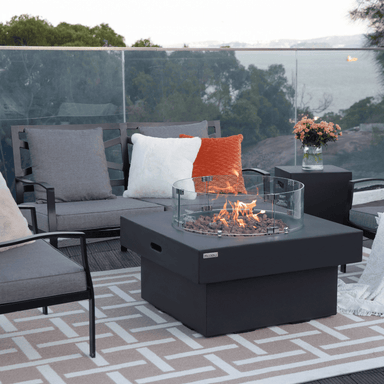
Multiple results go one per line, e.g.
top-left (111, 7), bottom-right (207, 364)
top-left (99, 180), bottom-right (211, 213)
top-left (302, 146), bottom-right (323, 171)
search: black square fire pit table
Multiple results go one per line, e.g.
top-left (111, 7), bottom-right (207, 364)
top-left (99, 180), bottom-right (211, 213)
top-left (120, 211), bottom-right (362, 337)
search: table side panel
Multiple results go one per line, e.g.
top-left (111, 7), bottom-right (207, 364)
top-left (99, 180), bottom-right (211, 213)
top-left (141, 258), bottom-right (208, 335)
top-left (121, 212), bottom-right (362, 284)
top-left (198, 231), bottom-right (362, 284)
top-left (206, 266), bottom-right (338, 336)
top-left (120, 216), bottom-right (199, 283)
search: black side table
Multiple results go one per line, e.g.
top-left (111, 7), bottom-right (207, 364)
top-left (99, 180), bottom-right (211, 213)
top-left (275, 165), bottom-right (352, 225)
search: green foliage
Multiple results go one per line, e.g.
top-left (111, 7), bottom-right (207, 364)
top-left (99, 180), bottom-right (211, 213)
top-left (0, 15), bottom-right (126, 47)
top-left (222, 63), bottom-right (294, 145)
top-left (319, 96), bottom-right (384, 130)
top-left (131, 38), bottom-right (161, 48)
top-left (349, 0), bottom-right (384, 47)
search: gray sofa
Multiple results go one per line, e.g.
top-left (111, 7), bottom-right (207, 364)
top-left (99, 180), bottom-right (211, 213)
top-left (12, 120), bottom-right (268, 247)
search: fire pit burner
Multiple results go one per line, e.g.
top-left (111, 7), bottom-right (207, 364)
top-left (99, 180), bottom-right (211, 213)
top-left (183, 212), bottom-right (288, 236)
top-left (172, 174), bottom-right (304, 236)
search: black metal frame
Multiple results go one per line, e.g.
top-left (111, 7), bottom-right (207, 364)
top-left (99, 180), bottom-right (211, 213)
top-left (11, 121), bottom-right (222, 247)
top-left (346, 178), bottom-right (384, 239)
top-left (0, 226), bottom-right (96, 358)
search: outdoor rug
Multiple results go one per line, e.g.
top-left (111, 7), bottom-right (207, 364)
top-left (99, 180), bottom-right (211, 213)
top-left (1, 248), bottom-right (384, 384)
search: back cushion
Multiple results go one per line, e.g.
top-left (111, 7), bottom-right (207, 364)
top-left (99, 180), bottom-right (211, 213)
top-left (26, 128), bottom-right (115, 203)
top-left (180, 134), bottom-right (246, 194)
top-left (138, 120), bottom-right (209, 138)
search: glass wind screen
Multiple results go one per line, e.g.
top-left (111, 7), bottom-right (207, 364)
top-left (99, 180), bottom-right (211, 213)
top-left (296, 49), bottom-right (384, 179)
top-left (124, 50), bottom-right (297, 175)
top-left (1, 47), bottom-right (384, 197)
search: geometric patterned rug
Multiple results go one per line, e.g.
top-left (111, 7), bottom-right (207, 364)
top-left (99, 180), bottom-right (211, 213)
top-left (1, 247), bottom-right (383, 384)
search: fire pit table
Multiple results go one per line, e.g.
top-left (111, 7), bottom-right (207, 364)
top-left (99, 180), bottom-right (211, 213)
top-left (120, 175), bottom-right (362, 337)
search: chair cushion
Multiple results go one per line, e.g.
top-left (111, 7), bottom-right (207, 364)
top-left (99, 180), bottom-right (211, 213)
top-left (25, 127), bottom-right (115, 203)
top-left (20, 196), bottom-right (165, 232)
top-left (0, 240), bottom-right (86, 304)
top-left (180, 134), bottom-right (246, 194)
top-left (124, 134), bottom-right (201, 198)
top-left (0, 172), bottom-right (33, 252)
top-left (349, 201), bottom-right (384, 233)
top-left (138, 120), bottom-right (209, 138)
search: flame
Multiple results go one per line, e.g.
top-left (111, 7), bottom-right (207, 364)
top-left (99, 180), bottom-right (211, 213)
top-left (213, 199), bottom-right (265, 229)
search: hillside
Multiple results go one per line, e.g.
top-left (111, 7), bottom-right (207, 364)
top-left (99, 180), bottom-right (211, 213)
top-left (166, 35), bottom-right (365, 49)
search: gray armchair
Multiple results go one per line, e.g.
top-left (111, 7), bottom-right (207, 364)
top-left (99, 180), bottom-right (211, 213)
top-left (0, 207), bottom-right (96, 357)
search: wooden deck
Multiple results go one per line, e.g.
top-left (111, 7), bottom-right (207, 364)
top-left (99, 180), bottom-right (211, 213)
top-left (60, 238), bottom-right (140, 272)
top-left (59, 237), bottom-right (381, 384)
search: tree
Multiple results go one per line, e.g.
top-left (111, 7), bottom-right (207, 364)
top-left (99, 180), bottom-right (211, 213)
top-left (350, 0), bottom-right (384, 46)
top-left (349, 1), bottom-right (384, 83)
top-left (221, 64), bottom-right (294, 145)
top-left (0, 15), bottom-right (126, 47)
top-left (131, 38), bottom-right (161, 48)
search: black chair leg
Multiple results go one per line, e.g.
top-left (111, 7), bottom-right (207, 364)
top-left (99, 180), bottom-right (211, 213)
top-left (121, 245), bottom-right (127, 252)
top-left (50, 237), bottom-right (58, 248)
top-left (42, 306), bottom-right (48, 315)
top-left (340, 264), bottom-right (346, 273)
top-left (89, 297), bottom-right (96, 358)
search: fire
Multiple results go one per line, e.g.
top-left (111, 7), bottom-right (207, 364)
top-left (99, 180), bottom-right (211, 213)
top-left (213, 199), bottom-right (266, 228)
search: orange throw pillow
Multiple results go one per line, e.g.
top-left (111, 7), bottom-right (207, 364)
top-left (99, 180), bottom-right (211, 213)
top-left (180, 134), bottom-right (246, 194)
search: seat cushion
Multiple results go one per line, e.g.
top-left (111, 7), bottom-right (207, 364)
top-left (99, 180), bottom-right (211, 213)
top-left (137, 198), bottom-right (174, 211)
top-left (349, 201), bottom-right (384, 233)
top-left (0, 240), bottom-right (86, 304)
top-left (138, 120), bottom-right (209, 138)
top-left (20, 196), bottom-right (165, 232)
top-left (25, 127), bottom-right (115, 203)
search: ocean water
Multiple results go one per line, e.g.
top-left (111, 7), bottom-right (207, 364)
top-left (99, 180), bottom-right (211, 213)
top-left (236, 50), bottom-right (383, 114)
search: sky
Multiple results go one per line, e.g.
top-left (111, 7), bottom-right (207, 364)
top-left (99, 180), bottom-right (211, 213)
top-left (0, 0), bottom-right (369, 47)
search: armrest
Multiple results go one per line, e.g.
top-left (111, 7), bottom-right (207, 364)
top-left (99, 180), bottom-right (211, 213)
top-left (0, 232), bottom-right (91, 273)
top-left (349, 178), bottom-right (384, 190)
top-left (15, 176), bottom-right (55, 192)
top-left (18, 205), bottom-right (38, 234)
top-left (0, 231), bottom-right (84, 249)
top-left (348, 178), bottom-right (384, 210)
top-left (15, 176), bottom-right (57, 232)
top-left (242, 168), bottom-right (270, 176)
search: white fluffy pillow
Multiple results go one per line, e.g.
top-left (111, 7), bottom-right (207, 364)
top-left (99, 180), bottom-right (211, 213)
top-left (124, 134), bottom-right (201, 198)
top-left (0, 172), bottom-right (33, 252)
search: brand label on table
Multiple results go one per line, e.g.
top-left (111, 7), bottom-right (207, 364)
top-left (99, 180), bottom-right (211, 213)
top-left (203, 252), bottom-right (218, 259)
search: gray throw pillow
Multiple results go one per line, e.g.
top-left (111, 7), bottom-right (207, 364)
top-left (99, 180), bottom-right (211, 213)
top-left (138, 120), bottom-right (209, 138)
top-left (26, 127), bottom-right (116, 203)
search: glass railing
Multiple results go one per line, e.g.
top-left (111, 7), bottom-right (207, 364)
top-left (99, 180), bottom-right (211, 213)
top-left (1, 47), bottom-right (383, 195)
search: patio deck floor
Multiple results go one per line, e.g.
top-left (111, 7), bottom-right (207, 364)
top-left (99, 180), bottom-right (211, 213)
top-left (59, 236), bottom-right (379, 384)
